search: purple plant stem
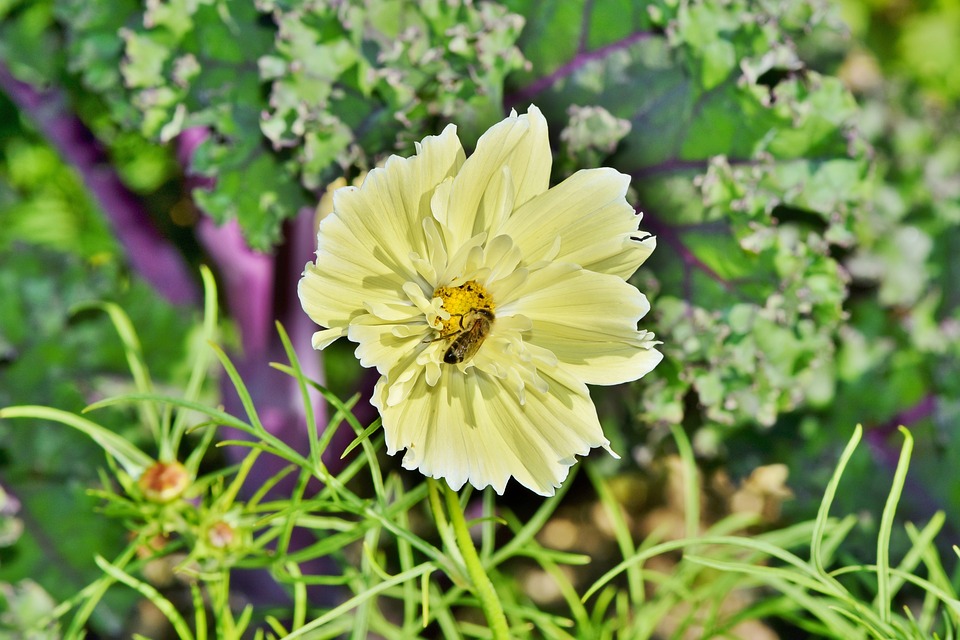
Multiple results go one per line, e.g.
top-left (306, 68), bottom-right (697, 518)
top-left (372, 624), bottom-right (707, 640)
top-left (862, 394), bottom-right (952, 540)
top-left (0, 62), bottom-right (199, 306)
top-left (198, 214), bottom-right (336, 606)
top-left (194, 211), bottom-right (329, 461)
top-left (641, 210), bottom-right (737, 311)
top-left (181, 128), bottom-right (329, 468)
top-left (196, 217), bottom-right (277, 355)
top-left (506, 30), bottom-right (655, 108)
top-left (865, 394), bottom-right (937, 468)
top-left (183, 128), bottom-right (341, 605)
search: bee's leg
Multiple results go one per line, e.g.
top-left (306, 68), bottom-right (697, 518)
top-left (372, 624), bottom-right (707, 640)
top-left (421, 314), bottom-right (465, 344)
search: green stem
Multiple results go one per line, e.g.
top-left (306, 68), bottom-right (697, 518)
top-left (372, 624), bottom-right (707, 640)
top-left (443, 483), bottom-right (510, 639)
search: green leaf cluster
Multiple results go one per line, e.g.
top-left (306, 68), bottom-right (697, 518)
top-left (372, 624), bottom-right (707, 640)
top-left (48, 0), bottom-right (526, 249)
top-left (500, 0), bottom-right (869, 430)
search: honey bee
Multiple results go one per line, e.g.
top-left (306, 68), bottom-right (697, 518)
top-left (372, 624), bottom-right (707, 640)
top-left (444, 308), bottom-right (494, 364)
top-left (425, 308), bottom-right (495, 364)
top-left (443, 308), bottom-right (494, 364)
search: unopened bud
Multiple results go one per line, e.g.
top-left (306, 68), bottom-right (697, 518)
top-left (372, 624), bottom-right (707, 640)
top-left (138, 461), bottom-right (190, 503)
top-left (208, 521), bottom-right (235, 549)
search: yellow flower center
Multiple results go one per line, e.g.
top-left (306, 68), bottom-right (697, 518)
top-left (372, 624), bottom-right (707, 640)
top-left (433, 280), bottom-right (495, 336)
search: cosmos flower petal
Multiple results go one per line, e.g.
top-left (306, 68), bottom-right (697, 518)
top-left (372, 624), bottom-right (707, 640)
top-left (298, 222), bottom-right (408, 334)
top-left (500, 168), bottom-right (655, 280)
top-left (477, 366), bottom-right (611, 495)
top-left (377, 364), bottom-right (608, 496)
top-left (537, 325), bottom-right (663, 386)
top-left (377, 368), bottom-right (482, 492)
top-left (333, 124), bottom-right (465, 274)
top-left (299, 126), bottom-right (464, 335)
top-left (442, 106), bottom-right (551, 247)
top-left (348, 318), bottom-right (424, 375)
top-left (503, 263), bottom-right (663, 385)
top-left (311, 327), bottom-right (346, 350)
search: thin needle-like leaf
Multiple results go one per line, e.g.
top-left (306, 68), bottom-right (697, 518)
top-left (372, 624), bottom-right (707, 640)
top-left (283, 564), bottom-right (436, 639)
top-left (95, 556), bottom-right (195, 640)
top-left (275, 321), bottom-right (322, 468)
top-left (170, 264), bottom-right (220, 453)
top-left (669, 423), bottom-right (699, 541)
top-left (876, 426), bottom-right (914, 625)
top-left (74, 301), bottom-right (163, 448)
top-left (812, 425), bottom-right (862, 580)
top-left (0, 405), bottom-right (152, 476)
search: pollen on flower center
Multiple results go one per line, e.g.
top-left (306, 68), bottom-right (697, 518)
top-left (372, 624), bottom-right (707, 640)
top-left (432, 280), bottom-right (495, 336)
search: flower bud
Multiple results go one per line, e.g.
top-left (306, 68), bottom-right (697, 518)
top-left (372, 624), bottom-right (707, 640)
top-left (138, 461), bottom-right (190, 503)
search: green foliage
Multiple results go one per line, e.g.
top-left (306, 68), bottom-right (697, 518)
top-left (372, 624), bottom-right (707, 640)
top-left (0, 137), bottom-right (117, 259)
top-left (0, 486), bottom-right (60, 639)
top-left (500, 0), bottom-right (869, 431)
top-left (3, 0), bottom-right (896, 435)
top-left (7, 335), bottom-right (958, 637)
top-left (775, 0), bottom-right (960, 526)
top-left (0, 253), bottom-right (201, 635)
top-left (0, 158), bottom-right (199, 633)
top-left (589, 426), bottom-right (960, 639)
top-left (49, 0), bottom-right (527, 249)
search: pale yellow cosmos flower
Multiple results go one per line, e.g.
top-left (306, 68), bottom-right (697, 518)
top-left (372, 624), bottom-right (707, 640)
top-left (299, 105), bottom-right (662, 496)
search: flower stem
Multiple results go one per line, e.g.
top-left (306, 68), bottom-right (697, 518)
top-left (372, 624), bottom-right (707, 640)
top-left (442, 483), bottom-right (510, 639)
